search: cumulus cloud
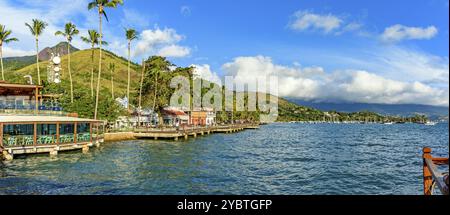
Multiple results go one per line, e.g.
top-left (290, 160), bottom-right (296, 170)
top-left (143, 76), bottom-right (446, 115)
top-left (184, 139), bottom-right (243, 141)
top-left (191, 64), bottom-right (222, 85)
top-left (333, 45), bottom-right (449, 88)
top-left (381, 24), bottom-right (438, 42)
top-left (221, 56), bottom-right (449, 106)
top-left (2, 47), bottom-right (34, 58)
top-left (222, 56), bottom-right (324, 99)
top-left (157, 45), bottom-right (191, 58)
top-left (134, 27), bottom-right (191, 58)
top-left (289, 10), bottom-right (343, 33)
top-left (0, 0), bottom-right (93, 57)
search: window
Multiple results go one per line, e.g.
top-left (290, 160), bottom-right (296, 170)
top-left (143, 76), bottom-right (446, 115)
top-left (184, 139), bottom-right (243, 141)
top-left (77, 123), bottom-right (89, 134)
top-left (37, 124), bottom-right (57, 135)
top-left (59, 124), bottom-right (74, 134)
top-left (3, 124), bottom-right (34, 136)
top-left (2, 124), bottom-right (34, 146)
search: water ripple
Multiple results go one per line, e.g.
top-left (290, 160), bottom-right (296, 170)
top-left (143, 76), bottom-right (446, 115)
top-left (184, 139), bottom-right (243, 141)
top-left (0, 123), bottom-right (448, 195)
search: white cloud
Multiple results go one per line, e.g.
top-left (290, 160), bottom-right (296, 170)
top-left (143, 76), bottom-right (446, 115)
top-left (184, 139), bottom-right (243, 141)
top-left (2, 47), bottom-right (34, 58)
top-left (289, 10), bottom-right (343, 33)
top-left (191, 64), bottom-right (222, 85)
top-left (0, 0), bottom-right (94, 57)
top-left (157, 45), bottom-right (191, 58)
top-left (332, 45), bottom-right (449, 88)
top-left (381, 24), bottom-right (438, 42)
top-left (221, 56), bottom-right (449, 106)
top-left (222, 56), bottom-right (323, 99)
top-left (134, 27), bottom-right (191, 58)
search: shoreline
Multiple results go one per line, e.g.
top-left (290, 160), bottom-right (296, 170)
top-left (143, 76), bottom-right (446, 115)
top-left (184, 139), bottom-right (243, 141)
top-left (104, 124), bottom-right (261, 142)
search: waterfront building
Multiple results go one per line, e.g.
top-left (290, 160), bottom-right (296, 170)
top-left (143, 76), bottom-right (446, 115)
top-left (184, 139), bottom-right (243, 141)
top-left (0, 82), bottom-right (105, 160)
top-left (189, 107), bottom-right (216, 126)
top-left (112, 109), bottom-right (159, 129)
top-left (162, 107), bottom-right (189, 126)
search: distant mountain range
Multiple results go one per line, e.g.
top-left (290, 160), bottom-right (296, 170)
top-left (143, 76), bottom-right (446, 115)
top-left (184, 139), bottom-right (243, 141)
top-left (3, 42), bottom-right (79, 72)
top-left (289, 99), bottom-right (449, 120)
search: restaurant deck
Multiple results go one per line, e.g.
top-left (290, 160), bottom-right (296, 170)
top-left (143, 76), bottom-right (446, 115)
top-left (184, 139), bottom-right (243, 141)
top-left (0, 115), bottom-right (105, 160)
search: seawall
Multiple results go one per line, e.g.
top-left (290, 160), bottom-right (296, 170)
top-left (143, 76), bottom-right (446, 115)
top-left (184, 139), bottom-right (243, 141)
top-left (104, 132), bottom-right (136, 142)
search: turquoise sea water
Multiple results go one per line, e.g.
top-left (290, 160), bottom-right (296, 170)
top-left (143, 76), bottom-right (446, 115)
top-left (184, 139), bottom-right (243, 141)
top-left (0, 123), bottom-right (448, 195)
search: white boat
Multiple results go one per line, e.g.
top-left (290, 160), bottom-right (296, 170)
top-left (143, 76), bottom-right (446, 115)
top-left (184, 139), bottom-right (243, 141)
top-left (383, 122), bottom-right (394, 125)
top-left (425, 121), bottom-right (437, 126)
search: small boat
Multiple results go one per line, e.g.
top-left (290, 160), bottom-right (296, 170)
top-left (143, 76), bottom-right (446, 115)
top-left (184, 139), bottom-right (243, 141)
top-left (424, 121), bottom-right (437, 126)
top-left (383, 122), bottom-right (394, 125)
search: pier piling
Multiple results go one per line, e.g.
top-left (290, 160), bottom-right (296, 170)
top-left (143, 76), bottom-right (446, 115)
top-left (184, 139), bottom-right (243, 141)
top-left (2, 150), bottom-right (13, 161)
top-left (49, 149), bottom-right (58, 157)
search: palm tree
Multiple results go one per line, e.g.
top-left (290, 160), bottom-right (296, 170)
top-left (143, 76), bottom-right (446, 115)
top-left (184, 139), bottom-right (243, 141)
top-left (25, 19), bottom-right (48, 85)
top-left (55, 22), bottom-right (79, 103)
top-left (138, 59), bottom-right (146, 111)
top-left (125, 28), bottom-right (138, 111)
top-left (138, 60), bottom-right (146, 127)
top-left (0, 25), bottom-right (19, 81)
top-left (81, 29), bottom-right (108, 97)
top-left (88, 0), bottom-right (123, 119)
top-left (108, 63), bottom-right (115, 99)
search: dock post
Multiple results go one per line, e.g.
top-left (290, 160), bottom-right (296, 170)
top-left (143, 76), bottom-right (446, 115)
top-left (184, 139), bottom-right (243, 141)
top-left (2, 150), bottom-right (13, 161)
top-left (94, 140), bottom-right (101, 148)
top-left (174, 137), bottom-right (179, 141)
top-left (193, 133), bottom-right (197, 138)
top-left (154, 137), bottom-right (158, 140)
top-left (184, 135), bottom-right (188, 140)
top-left (82, 145), bottom-right (89, 154)
top-left (49, 149), bottom-right (58, 157)
top-left (423, 147), bottom-right (433, 195)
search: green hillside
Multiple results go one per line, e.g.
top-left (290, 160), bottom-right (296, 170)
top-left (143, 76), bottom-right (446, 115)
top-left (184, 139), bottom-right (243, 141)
top-left (6, 48), bottom-right (140, 98)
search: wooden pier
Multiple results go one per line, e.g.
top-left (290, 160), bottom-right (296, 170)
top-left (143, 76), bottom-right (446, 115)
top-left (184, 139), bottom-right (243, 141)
top-left (134, 124), bottom-right (260, 141)
top-left (422, 147), bottom-right (449, 195)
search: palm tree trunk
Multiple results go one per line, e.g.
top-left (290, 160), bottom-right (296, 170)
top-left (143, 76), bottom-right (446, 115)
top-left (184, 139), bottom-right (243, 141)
top-left (139, 60), bottom-right (145, 109)
top-left (138, 60), bottom-right (145, 128)
top-left (127, 41), bottom-right (131, 111)
top-left (152, 74), bottom-right (158, 111)
top-left (68, 41), bottom-right (74, 103)
top-left (111, 68), bottom-right (114, 99)
top-left (94, 12), bottom-right (102, 119)
top-left (90, 45), bottom-right (94, 97)
top-left (36, 38), bottom-right (40, 85)
top-left (1, 46), bottom-right (4, 81)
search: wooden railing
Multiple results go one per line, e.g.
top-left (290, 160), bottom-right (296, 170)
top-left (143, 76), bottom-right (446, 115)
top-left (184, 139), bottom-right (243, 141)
top-left (423, 147), bottom-right (449, 195)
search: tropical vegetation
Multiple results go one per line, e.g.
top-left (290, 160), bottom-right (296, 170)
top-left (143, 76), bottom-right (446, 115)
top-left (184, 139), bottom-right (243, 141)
top-left (88, 0), bottom-right (124, 119)
top-left (55, 22), bottom-right (79, 103)
top-left (0, 24), bottom-right (19, 81)
top-left (25, 19), bottom-right (47, 85)
top-left (81, 29), bottom-right (108, 97)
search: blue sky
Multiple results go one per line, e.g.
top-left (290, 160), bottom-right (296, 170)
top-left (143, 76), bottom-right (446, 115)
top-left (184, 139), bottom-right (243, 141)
top-left (0, 0), bottom-right (449, 106)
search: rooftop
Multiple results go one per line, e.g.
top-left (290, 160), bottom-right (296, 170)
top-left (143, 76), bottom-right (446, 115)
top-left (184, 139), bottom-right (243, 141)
top-left (0, 115), bottom-right (102, 123)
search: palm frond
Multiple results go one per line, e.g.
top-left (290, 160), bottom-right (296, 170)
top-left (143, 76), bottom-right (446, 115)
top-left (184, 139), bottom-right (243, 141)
top-left (105, 0), bottom-right (123, 8)
top-left (125, 28), bottom-right (139, 41)
top-left (80, 36), bottom-right (91, 44)
top-left (55, 31), bottom-right (66, 36)
top-left (4, 37), bottom-right (19, 43)
top-left (102, 10), bottom-right (109, 22)
top-left (25, 23), bottom-right (35, 35)
top-left (87, 1), bottom-right (98, 10)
